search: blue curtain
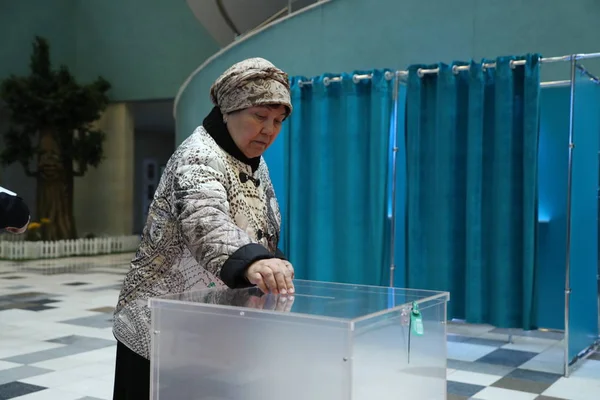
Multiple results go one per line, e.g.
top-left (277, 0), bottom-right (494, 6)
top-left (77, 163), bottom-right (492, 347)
top-left (404, 55), bottom-right (541, 329)
top-left (283, 70), bottom-right (394, 286)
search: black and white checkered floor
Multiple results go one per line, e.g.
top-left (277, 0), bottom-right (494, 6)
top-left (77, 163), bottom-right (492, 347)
top-left (0, 254), bottom-right (598, 399)
top-left (446, 327), bottom-right (600, 399)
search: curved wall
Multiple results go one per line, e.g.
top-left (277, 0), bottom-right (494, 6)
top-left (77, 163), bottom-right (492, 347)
top-left (175, 0), bottom-right (600, 144)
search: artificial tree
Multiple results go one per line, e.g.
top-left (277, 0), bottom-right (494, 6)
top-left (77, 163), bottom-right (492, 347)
top-left (0, 36), bottom-right (111, 240)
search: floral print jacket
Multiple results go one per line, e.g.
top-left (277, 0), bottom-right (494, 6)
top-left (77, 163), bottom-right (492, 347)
top-left (113, 126), bottom-right (282, 359)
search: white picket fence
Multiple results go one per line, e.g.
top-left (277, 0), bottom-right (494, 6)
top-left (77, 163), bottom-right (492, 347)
top-left (0, 235), bottom-right (140, 260)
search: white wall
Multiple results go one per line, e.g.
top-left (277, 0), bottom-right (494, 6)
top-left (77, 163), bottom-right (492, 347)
top-left (74, 103), bottom-right (135, 237)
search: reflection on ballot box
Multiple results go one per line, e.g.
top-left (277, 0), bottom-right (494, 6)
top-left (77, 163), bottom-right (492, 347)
top-left (149, 280), bottom-right (450, 400)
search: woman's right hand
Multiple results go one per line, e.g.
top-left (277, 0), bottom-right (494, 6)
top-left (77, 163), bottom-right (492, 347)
top-left (245, 293), bottom-right (295, 312)
top-left (245, 259), bottom-right (295, 295)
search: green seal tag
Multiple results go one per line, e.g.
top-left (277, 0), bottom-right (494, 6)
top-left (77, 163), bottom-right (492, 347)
top-left (410, 301), bottom-right (424, 336)
top-left (208, 282), bottom-right (216, 288)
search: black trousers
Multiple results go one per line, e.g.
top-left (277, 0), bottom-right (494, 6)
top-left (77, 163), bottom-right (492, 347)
top-left (113, 340), bottom-right (151, 400)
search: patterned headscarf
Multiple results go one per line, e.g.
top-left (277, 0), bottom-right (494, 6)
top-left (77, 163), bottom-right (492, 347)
top-left (210, 57), bottom-right (292, 115)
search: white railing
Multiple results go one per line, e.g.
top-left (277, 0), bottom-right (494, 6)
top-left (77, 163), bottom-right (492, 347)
top-left (0, 233), bottom-right (25, 242)
top-left (174, 0), bottom-right (332, 117)
top-left (244, 0), bottom-right (323, 37)
top-left (0, 235), bottom-right (140, 260)
top-left (249, 6), bottom-right (289, 34)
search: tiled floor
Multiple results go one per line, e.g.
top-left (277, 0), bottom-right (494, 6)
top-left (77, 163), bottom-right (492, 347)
top-left (446, 331), bottom-right (600, 399)
top-left (0, 255), bottom-right (128, 400)
top-left (0, 255), bottom-right (599, 399)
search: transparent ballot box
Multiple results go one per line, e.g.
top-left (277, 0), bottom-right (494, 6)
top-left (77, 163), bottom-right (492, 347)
top-left (149, 280), bottom-right (449, 400)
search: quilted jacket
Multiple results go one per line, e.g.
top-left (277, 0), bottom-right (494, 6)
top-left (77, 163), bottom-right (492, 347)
top-left (113, 119), bottom-right (283, 359)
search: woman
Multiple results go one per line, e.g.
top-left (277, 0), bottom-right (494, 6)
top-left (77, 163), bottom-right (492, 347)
top-left (112, 57), bottom-right (295, 399)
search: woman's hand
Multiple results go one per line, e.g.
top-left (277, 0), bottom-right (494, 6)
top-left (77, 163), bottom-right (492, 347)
top-left (5, 216), bottom-right (29, 234)
top-left (245, 293), bottom-right (295, 312)
top-left (245, 259), bottom-right (295, 295)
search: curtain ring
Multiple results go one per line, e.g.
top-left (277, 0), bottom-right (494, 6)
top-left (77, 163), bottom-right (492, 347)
top-left (352, 74), bottom-right (360, 84)
top-left (509, 60), bottom-right (516, 69)
top-left (452, 65), bottom-right (459, 75)
top-left (417, 68), bottom-right (424, 78)
top-left (384, 71), bottom-right (395, 81)
top-left (323, 77), bottom-right (331, 86)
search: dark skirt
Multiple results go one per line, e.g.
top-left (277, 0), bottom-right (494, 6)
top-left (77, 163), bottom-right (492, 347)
top-left (113, 340), bottom-right (150, 400)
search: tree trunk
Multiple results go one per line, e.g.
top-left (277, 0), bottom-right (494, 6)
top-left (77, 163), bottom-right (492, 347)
top-left (37, 129), bottom-right (77, 240)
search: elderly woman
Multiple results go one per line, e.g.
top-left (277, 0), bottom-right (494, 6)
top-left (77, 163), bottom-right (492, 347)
top-left (112, 58), bottom-right (295, 399)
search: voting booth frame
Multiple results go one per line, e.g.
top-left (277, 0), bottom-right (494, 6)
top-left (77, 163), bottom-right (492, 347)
top-left (387, 53), bottom-right (600, 377)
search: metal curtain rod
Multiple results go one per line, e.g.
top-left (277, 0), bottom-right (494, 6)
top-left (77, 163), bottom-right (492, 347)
top-left (297, 52), bottom-right (600, 86)
top-left (298, 71), bottom-right (394, 87)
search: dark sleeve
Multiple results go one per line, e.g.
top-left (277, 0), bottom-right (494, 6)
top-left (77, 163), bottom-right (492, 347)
top-left (275, 248), bottom-right (287, 260)
top-left (0, 193), bottom-right (30, 229)
top-left (220, 243), bottom-right (276, 289)
top-left (172, 158), bottom-right (276, 290)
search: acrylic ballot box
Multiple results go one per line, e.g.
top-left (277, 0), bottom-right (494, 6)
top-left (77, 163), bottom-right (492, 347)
top-left (149, 280), bottom-right (449, 400)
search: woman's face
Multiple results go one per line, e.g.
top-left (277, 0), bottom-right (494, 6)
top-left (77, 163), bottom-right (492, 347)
top-left (225, 105), bottom-right (287, 158)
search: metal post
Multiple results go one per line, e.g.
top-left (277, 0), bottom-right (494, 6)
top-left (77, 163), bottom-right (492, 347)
top-left (389, 74), bottom-right (400, 287)
top-left (564, 55), bottom-right (578, 377)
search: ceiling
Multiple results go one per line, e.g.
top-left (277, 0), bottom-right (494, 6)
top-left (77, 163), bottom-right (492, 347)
top-left (187, 0), bottom-right (319, 47)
